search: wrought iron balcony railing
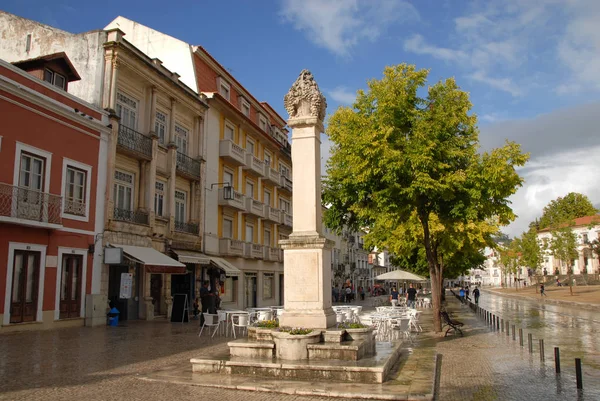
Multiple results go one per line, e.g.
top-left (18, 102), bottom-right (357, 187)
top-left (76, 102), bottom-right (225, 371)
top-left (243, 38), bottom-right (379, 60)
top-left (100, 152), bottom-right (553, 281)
top-left (176, 152), bottom-right (201, 180)
top-left (117, 125), bottom-right (153, 159)
top-left (175, 220), bottom-right (200, 235)
top-left (0, 183), bottom-right (62, 225)
top-left (113, 207), bottom-right (149, 225)
top-left (63, 199), bottom-right (86, 216)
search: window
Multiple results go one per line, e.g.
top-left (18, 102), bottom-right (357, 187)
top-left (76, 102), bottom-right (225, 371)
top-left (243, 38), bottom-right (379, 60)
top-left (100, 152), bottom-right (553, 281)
top-left (155, 111), bottom-right (168, 145)
top-left (154, 181), bottom-right (165, 216)
top-left (223, 171), bottom-right (234, 187)
top-left (279, 163), bottom-right (290, 178)
top-left (218, 78), bottom-right (231, 101)
top-left (223, 217), bottom-right (233, 239)
top-left (245, 224), bottom-right (254, 242)
top-left (264, 151), bottom-right (272, 167)
top-left (263, 273), bottom-right (274, 299)
top-left (44, 69), bottom-right (66, 90)
top-left (175, 190), bottom-right (186, 223)
top-left (20, 153), bottom-right (45, 191)
top-left (279, 198), bottom-right (290, 213)
top-left (264, 228), bottom-right (271, 247)
top-left (582, 233), bottom-right (589, 244)
top-left (64, 166), bottom-right (86, 216)
top-left (224, 124), bottom-right (234, 141)
top-left (113, 170), bottom-right (134, 211)
top-left (264, 190), bottom-right (271, 207)
top-left (246, 181), bottom-right (254, 199)
top-left (175, 124), bottom-right (188, 155)
top-left (259, 115), bottom-right (268, 132)
top-left (242, 101), bottom-right (250, 117)
top-left (116, 92), bottom-right (138, 129)
top-left (246, 138), bottom-right (255, 156)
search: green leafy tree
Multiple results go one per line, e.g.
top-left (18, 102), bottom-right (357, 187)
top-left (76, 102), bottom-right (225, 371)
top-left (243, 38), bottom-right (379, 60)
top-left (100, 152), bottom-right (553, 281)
top-left (550, 228), bottom-right (579, 275)
top-left (538, 193), bottom-right (597, 230)
top-left (515, 227), bottom-right (544, 279)
top-left (498, 242), bottom-right (520, 288)
top-left (322, 64), bottom-right (529, 332)
top-left (589, 239), bottom-right (600, 275)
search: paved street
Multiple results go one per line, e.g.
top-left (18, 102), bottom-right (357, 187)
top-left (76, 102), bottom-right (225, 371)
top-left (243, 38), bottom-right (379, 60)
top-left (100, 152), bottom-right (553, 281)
top-left (0, 293), bottom-right (598, 400)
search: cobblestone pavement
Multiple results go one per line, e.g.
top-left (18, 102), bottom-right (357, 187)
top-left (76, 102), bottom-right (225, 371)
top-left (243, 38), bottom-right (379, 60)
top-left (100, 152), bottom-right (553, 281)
top-left (1, 295), bottom-right (596, 400)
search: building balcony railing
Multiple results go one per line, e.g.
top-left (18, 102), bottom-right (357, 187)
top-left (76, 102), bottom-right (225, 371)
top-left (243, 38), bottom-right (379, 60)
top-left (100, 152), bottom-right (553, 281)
top-left (244, 153), bottom-right (265, 176)
top-left (218, 188), bottom-right (246, 211)
top-left (280, 176), bottom-right (292, 192)
top-left (174, 220), bottom-right (200, 235)
top-left (245, 198), bottom-right (266, 218)
top-left (219, 238), bottom-right (245, 257)
top-left (219, 139), bottom-right (246, 166)
top-left (0, 183), bottom-right (62, 226)
top-left (176, 152), bottom-right (201, 180)
top-left (117, 125), bottom-right (153, 160)
top-left (243, 242), bottom-right (252, 258)
top-left (281, 211), bottom-right (293, 228)
top-left (63, 199), bottom-right (86, 217)
top-left (251, 244), bottom-right (263, 259)
top-left (263, 246), bottom-right (283, 262)
top-left (265, 206), bottom-right (282, 224)
top-left (113, 207), bottom-right (149, 225)
top-left (263, 164), bottom-right (281, 185)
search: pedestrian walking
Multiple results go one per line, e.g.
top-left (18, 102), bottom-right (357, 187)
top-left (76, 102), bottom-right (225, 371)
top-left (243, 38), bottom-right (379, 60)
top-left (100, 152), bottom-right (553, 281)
top-left (459, 287), bottom-right (465, 304)
top-left (473, 287), bottom-right (480, 304)
top-left (390, 287), bottom-right (399, 307)
top-left (406, 283), bottom-right (417, 308)
top-left (465, 286), bottom-right (471, 302)
top-left (540, 284), bottom-right (547, 296)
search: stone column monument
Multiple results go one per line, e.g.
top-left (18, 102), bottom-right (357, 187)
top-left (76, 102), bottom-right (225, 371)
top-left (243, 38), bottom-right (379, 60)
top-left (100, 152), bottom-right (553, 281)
top-left (279, 70), bottom-right (336, 329)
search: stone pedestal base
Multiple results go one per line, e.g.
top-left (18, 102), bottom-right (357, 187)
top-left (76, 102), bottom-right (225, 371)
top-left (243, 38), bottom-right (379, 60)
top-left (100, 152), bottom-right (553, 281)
top-left (279, 234), bottom-right (336, 329)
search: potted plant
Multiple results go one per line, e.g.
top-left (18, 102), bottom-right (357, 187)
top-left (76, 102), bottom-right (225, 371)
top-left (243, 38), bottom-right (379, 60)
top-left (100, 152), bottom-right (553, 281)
top-left (339, 322), bottom-right (376, 354)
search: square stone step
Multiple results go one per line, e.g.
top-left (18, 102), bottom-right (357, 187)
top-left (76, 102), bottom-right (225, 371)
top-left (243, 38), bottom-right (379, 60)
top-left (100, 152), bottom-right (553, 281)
top-left (307, 340), bottom-right (366, 361)
top-left (228, 339), bottom-right (275, 358)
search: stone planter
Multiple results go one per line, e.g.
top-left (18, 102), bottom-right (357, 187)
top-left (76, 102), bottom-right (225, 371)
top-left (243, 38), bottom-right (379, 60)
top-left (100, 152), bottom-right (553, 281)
top-left (271, 330), bottom-right (322, 360)
top-left (248, 326), bottom-right (276, 342)
top-left (345, 327), bottom-right (376, 355)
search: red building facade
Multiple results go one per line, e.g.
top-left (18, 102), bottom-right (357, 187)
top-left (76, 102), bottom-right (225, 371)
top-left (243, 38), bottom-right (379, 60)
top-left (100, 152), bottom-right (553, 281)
top-left (0, 57), bottom-right (110, 331)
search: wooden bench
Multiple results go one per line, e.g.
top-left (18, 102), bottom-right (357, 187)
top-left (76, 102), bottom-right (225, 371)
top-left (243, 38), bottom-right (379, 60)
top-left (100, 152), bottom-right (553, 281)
top-left (440, 311), bottom-right (464, 337)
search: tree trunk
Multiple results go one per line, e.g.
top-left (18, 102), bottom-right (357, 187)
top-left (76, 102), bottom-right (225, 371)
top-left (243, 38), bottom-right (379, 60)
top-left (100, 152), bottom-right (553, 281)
top-left (419, 210), bottom-right (442, 332)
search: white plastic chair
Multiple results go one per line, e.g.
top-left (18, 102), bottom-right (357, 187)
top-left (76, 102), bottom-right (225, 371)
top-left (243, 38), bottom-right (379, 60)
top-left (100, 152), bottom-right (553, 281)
top-left (232, 313), bottom-right (250, 339)
top-left (335, 313), bottom-right (345, 328)
top-left (216, 311), bottom-right (228, 337)
top-left (257, 310), bottom-right (273, 322)
top-left (199, 313), bottom-right (219, 337)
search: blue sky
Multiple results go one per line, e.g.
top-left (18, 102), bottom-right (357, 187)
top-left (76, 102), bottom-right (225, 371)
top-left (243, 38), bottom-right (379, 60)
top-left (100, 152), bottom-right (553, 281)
top-left (4, 0), bottom-right (600, 236)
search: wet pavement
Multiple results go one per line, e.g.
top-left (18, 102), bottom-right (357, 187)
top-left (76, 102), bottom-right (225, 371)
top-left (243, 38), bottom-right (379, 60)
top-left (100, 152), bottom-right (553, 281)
top-left (0, 293), bottom-right (597, 400)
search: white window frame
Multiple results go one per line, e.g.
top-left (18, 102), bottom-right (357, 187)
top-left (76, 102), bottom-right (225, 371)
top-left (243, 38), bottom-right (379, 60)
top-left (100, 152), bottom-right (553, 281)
top-left (245, 223), bottom-right (254, 243)
top-left (223, 169), bottom-right (234, 187)
top-left (154, 180), bottom-right (166, 217)
top-left (175, 124), bottom-right (189, 155)
top-left (264, 150), bottom-right (272, 167)
top-left (155, 110), bottom-right (168, 145)
top-left (279, 198), bottom-right (290, 213)
top-left (241, 98), bottom-right (251, 117)
top-left (218, 77), bottom-right (231, 101)
top-left (264, 228), bottom-right (272, 247)
top-left (223, 217), bottom-right (234, 239)
top-left (44, 68), bottom-right (66, 90)
top-left (61, 158), bottom-right (92, 222)
top-left (259, 114), bottom-right (268, 132)
top-left (279, 163), bottom-right (290, 179)
top-left (54, 247), bottom-right (88, 320)
top-left (246, 180), bottom-right (255, 199)
top-left (13, 142), bottom-right (52, 192)
top-left (3, 242), bottom-right (47, 325)
top-left (224, 121), bottom-right (235, 141)
top-left (115, 91), bottom-right (139, 130)
top-left (113, 170), bottom-right (135, 211)
top-left (263, 189), bottom-right (271, 207)
top-left (246, 138), bottom-right (255, 156)
top-left (175, 190), bottom-right (187, 223)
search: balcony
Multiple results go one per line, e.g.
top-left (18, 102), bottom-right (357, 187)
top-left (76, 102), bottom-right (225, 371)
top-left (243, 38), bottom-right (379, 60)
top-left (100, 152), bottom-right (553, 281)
top-left (117, 125), bottom-right (152, 160)
top-left (245, 198), bottom-right (266, 218)
top-left (265, 206), bottom-right (282, 224)
top-left (64, 199), bottom-right (86, 217)
top-left (263, 164), bottom-right (281, 185)
top-left (175, 220), bottom-right (200, 235)
top-left (280, 176), bottom-right (292, 192)
top-left (251, 244), bottom-right (263, 259)
top-left (0, 183), bottom-right (62, 227)
top-left (281, 211), bottom-right (293, 228)
top-left (113, 207), bottom-right (149, 225)
top-left (219, 238), bottom-right (245, 257)
top-left (176, 152), bottom-right (201, 180)
top-left (219, 139), bottom-right (246, 166)
top-left (218, 187), bottom-right (245, 211)
top-left (244, 153), bottom-right (265, 176)
top-left (264, 247), bottom-right (283, 262)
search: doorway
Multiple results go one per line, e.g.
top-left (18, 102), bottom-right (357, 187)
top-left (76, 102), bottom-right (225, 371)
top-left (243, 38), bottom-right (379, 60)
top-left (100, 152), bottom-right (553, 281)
top-left (171, 267), bottom-right (194, 307)
top-left (150, 274), bottom-right (163, 315)
top-left (279, 274), bottom-right (284, 306)
top-left (10, 250), bottom-right (40, 323)
top-left (59, 254), bottom-right (83, 319)
top-left (108, 265), bottom-right (140, 321)
top-left (245, 274), bottom-right (257, 308)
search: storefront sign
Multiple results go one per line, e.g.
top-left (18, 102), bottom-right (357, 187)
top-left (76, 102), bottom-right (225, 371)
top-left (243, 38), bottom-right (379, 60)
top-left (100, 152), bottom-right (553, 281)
top-left (120, 273), bottom-right (133, 299)
top-left (104, 247), bottom-right (123, 264)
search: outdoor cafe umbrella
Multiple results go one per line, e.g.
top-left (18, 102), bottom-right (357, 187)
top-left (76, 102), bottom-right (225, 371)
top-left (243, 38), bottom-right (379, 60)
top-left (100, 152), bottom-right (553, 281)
top-left (375, 269), bottom-right (427, 281)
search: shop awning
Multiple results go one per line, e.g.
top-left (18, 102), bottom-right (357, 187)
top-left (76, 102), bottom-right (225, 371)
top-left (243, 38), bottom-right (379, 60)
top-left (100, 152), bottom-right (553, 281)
top-left (172, 250), bottom-right (211, 265)
top-left (209, 257), bottom-right (241, 277)
top-left (117, 245), bottom-right (186, 274)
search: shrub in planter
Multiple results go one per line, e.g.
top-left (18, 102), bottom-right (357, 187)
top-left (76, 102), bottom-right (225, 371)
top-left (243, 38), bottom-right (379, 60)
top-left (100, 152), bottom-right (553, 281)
top-left (256, 319), bottom-right (279, 329)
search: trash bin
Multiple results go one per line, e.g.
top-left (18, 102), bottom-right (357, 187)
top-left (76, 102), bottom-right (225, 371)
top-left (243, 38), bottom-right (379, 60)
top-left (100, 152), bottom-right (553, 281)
top-left (107, 307), bottom-right (120, 326)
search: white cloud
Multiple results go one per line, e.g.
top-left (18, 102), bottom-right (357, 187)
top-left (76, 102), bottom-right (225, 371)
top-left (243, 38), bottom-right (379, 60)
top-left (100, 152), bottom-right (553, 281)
top-left (327, 86), bottom-right (356, 105)
top-left (403, 34), bottom-right (468, 63)
top-left (280, 0), bottom-right (419, 57)
top-left (468, 70), bottom-right (523, 97)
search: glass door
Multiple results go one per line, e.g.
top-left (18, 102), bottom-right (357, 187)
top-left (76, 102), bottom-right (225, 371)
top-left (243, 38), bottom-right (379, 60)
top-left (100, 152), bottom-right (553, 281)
top-left (59, 255), bottom-right (83, 319)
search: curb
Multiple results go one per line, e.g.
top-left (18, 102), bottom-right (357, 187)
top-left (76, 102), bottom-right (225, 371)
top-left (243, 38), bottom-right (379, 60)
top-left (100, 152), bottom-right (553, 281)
top-left (481, 288), bottom-right (600, 311)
